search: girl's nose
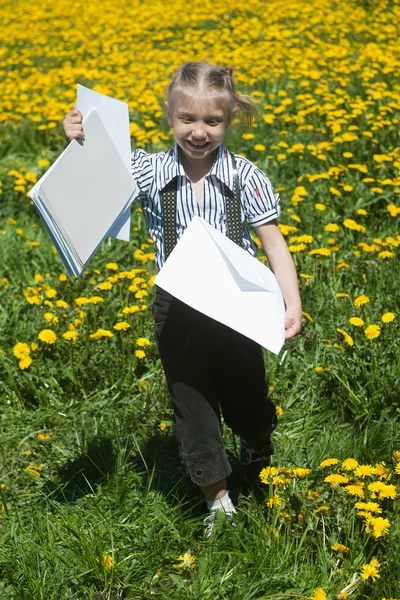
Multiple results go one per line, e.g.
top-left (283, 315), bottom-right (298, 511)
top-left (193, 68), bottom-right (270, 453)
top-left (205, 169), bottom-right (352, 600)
top-left (192, 122), bottom-right (206, 139)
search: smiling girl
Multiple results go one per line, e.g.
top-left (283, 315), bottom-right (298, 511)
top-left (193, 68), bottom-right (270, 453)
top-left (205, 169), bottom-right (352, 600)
top-left (63, 61), bottom-right (302, 536)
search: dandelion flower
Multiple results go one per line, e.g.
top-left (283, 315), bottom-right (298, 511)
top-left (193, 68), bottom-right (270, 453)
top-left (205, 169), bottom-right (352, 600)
top-left (292, 468), bottom-right (311, 479)
top-left (13, 342), bottom-right (30, 358)
top-left (370, 517), bottom-right (391, 538)
top-left (259, 466), bottom-right (278, 483)
top-left (311, 588), bottom-right (326, 600)
top-left (106, 262), bottom-right (118, 270)
top-left (19, 356), bottom-right (32, 370)
top-left (324, 474), bottom-right (349, 485)
top-left (37, 432), bottom-right (51, 440)
top-left (137, 337), bottom-right (151, 347)
top-left (320, 458), bottom-right (339, 468)
top-left (38, 329), bottom-right (57, 344)
top-left (354, 464), bottom-right (377, 478)
top-left (135, 350), bottom-right (146, 359)
top-left (344, 484), bottom-right (364, 498)
top-left (336, 328), bottom-right (354, 347)
top-left (342, 458), bottom-right (359, 471)
top-left (113, 322), bottom-right (131, 331)
top-left (63, 331), bottom-right (78, 343)
top-left (354, 294), bottom-right (370, 307)
top-left (377, 484), bottom-right (397, 499)
top-left (381, 312), bottom-right (395, 323)
top-left (314, 506), bottom-right (329, 515)
top-left (364, 324), bottom-right (381, 340)
top-left (89, 329), bottom-right (113, 340)
top-left (354, 501), bottom-right (382, 513)
top-left (349, 317), bottom-right (364, 327)
top-left (103, 554), bottom-right (113, 569)
top-left (173, 553), bottom-right (196, 572)
top-left (331, 543), bottom-right (349, 553)
top-left (360, 563), bottom-right (380, 581)
top-left (325, 223), bottom-right (340, 232)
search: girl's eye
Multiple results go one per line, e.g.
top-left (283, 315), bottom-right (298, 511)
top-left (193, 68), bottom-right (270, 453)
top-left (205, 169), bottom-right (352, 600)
top-left (207, 120), bottom-right (221, 126)
top-left (181, 118), bottom-right (193, 124)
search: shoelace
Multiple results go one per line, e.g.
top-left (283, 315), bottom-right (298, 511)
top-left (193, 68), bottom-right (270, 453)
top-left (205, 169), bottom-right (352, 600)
top-left (203, 511), bottom-right (236, 538)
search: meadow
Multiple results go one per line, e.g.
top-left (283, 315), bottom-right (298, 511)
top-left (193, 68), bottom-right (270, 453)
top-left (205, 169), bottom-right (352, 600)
top-left (0, 0), bottom-right (399, 598)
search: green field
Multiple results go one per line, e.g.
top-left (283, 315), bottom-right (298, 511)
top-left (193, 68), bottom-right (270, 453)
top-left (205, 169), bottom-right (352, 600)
top-left (1, 0), bottom-right (399, 598)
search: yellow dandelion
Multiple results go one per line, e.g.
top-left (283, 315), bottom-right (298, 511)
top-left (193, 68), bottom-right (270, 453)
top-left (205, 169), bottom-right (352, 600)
top-left (354, 294), bottom-right (370, 307)
top-left (320, 458), bottom-right (339, 468)
top-left (364, 324), bottom-right (381, 340)
top-left (137, 337), bottom-right (151, 347)
top-left (292, 468), bottom-right (311, 479)
top-left (370, 516), bottom-right (391, 538)
top-left (103, 554), bottom-right (113, 569)
top-left (173, 553), bottom-right (196, 571)
top-left (135, 350), bottom-right (146, 359)
top-left (349, 317), bottom-right (364, 327)
top-left (354, 501), bottom-right (382, 514)
top-left (63, 331), bottom-right (78, 343)
top-left (341, 458), bottom-right (359, 471)
top-left (89, 329), bottom-right (113, 340)
top-left (336, 328), bottom-right (354, 346)
top-left (38, 329), bottom-right (57, 344)
top-left (113, 322), bottom-right (131, 331)
top-left (354, 464), bottom-right (377, 478)
top-left (259, 466), bottom-right (278, 483)
top-left (331, 543), bottom-right (349, 553)
top-left (360, 563), bottom-right (380, 581)
top-left (314, 506), bottom-right (329, 515)
top-left (377, 484), bottom-right (397, 499)
top-left (13, 342), bottom-right (31, 359)
top-left (106, 262), bottom-right (119, 271)
top-left (324, 474), bottom-right (349, 485)
top-left (381, 312), bottom-right (395, 323)
top-left (344, 484), bottom-right (364, 498)
top-left (19, 356), bottom-right (32, 370)
top-left (325, 223), bottom-right (340, 232)
top-left (311, 588), bottom-right (326, 600)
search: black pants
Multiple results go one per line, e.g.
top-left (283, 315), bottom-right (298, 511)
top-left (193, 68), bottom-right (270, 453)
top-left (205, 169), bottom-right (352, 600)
top-left (152, 286), bottom-right (277, 486)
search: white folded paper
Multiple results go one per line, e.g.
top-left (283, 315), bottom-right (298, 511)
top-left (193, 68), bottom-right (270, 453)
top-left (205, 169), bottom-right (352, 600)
top-left (29, 109), bottom-right (137, 276)
top-left (77, 84), bottom-right (132, 241)
top-left (154, 216), bottom-right (286, 355)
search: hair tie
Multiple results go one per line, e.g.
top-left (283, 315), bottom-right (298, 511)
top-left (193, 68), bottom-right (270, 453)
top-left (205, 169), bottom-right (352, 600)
top-left (224, 67), bottom-right (233, 77)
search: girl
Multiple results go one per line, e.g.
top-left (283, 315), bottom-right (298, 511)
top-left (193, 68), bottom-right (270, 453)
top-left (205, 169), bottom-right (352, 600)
top-left (63, 62), bottom-right (302, 536)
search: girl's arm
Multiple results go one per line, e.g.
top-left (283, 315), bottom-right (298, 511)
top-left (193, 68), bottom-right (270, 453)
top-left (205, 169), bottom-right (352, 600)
top-left (255, 219), bottom-right (302, 340)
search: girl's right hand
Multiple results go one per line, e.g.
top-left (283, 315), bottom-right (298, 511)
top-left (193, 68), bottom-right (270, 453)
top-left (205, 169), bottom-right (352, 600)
top-left (62, 105), bottom-right (84, 142)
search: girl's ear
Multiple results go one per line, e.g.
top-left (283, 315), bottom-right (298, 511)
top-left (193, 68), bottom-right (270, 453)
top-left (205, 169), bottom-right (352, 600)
top-left (164, 101), bottom-right (173, 127)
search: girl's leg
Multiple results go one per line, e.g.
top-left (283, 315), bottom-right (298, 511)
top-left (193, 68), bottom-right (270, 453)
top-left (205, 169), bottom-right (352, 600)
top-left (152, 289), bottom-right (232, 492)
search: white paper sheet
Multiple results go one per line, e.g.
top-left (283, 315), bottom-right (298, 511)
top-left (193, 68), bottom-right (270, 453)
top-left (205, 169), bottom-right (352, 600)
top-left (154, 216), bottom-right (286, 355)
top-left (29, 110), bottom-right (137, 276)
top-left (77, 84), bottom-right (132, 241)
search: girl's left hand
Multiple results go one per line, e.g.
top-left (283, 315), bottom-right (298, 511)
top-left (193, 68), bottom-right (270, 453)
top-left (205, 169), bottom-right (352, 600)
top-left (284, 308), bottom-right (302, 340)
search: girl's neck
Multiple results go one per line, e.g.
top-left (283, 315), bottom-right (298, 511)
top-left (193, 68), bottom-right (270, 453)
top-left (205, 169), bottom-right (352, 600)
top-left (179, 146), bottom-right (218, 183)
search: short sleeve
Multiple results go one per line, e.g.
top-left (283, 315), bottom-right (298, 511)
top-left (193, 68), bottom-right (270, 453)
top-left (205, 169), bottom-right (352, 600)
top-left (130, 149), bottom-right (154, 196)
top-left (242, 166), bottom-right (281, 227)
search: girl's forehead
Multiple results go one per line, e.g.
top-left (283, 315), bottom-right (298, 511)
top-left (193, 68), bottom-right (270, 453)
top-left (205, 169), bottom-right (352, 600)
top-left (172, 92), bottom-right (228, 117)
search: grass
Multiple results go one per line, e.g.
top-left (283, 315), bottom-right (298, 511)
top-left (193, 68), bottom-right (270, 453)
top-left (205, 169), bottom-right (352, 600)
top-left (1, 0), bottom-right (400, 597)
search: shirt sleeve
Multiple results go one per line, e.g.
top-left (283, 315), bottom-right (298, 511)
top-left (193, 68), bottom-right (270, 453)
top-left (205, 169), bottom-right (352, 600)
top-left (242, 165), bottom-right (281, 227)
top-left (130, 148), bottom-right (154, 196)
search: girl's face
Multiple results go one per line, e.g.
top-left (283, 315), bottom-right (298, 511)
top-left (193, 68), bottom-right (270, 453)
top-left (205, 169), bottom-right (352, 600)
top-left (167, 92), bottom-right (231, 164)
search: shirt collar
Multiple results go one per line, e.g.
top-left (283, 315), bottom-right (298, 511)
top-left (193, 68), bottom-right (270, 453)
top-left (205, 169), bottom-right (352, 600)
top-left (157, 144), bottom-right (235, 191)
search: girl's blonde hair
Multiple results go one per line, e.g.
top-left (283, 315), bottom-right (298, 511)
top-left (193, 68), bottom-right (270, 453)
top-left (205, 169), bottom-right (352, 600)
top-left (167, 62), bottom-right (257, 126)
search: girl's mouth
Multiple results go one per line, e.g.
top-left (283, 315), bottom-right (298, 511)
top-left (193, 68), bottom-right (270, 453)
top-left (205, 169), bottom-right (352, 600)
top-left (186, 140), bottom-right (210, 149)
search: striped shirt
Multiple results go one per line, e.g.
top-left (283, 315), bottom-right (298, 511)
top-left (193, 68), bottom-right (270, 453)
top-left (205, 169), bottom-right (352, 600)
top-left (131, 143), bottom-right (280, 269)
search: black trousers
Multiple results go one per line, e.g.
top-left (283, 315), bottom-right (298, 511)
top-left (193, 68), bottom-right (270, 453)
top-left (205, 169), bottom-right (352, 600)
top-left (152, 286), bottom-right (277, 486)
